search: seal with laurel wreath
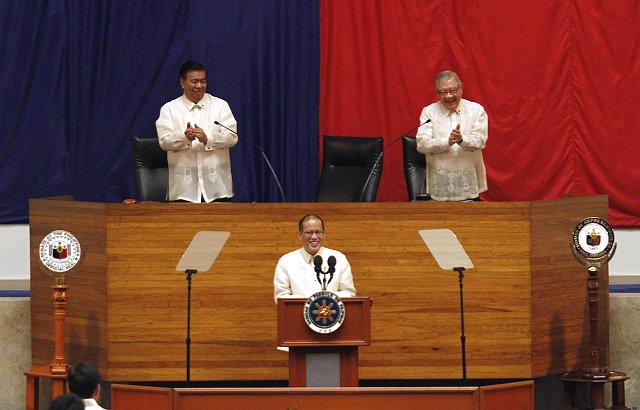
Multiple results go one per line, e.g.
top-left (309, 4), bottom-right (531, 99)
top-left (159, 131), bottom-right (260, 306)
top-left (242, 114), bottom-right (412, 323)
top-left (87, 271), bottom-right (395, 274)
top-left (304, 291), bottom-right (345, 334)
top-left (38, 230), bottom-right (83, 279)
top-left (571, 217), bottom-right (616, 267)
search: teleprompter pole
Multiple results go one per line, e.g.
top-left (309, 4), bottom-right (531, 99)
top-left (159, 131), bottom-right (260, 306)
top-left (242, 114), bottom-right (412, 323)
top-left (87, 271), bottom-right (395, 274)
top-left (185, 269), bottom-right (197, 387)
top-left (454, 266), bottom-right (467, 383)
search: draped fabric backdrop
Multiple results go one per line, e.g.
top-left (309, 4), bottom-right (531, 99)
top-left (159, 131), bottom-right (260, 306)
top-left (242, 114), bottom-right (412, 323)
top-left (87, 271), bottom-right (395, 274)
top-left (321, 0), bottom-right (640, 227)
top-left (1, 0), bottom-right (639, 227)
top-left (0, 0), bottom-right (319, 223)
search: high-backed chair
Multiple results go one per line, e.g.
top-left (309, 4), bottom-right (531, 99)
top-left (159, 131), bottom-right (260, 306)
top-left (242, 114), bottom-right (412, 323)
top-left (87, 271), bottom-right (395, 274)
top-left (316, 135), bottom-right (383, 202)
top-left (402, 136), bottom-right (427, 201)
top-left (131, 136), bottom-right (168, 201)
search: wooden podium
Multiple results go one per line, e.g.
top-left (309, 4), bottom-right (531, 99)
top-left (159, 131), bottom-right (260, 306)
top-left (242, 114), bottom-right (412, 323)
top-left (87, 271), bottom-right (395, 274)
top-left (277, 297), bottom-right (371, 387)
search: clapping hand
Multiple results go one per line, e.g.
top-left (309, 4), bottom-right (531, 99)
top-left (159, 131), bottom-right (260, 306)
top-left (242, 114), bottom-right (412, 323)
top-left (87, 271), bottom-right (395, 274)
top-left (185, 122), bottom-right (207, 144)
top-left (449, 124), bottom-right (462, 146)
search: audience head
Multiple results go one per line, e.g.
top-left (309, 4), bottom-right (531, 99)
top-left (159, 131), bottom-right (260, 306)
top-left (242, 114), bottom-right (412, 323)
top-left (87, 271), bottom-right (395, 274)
top-left (48, 392), bottom-right (84, 410)
top-left (67, 362), bottom-right (101, 399)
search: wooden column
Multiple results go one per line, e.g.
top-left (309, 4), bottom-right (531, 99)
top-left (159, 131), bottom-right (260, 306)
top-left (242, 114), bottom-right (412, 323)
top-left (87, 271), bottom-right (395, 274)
top-left (50, 278), bottom-right (69, 374)
top-left (25, 277), bottom-right (70, 409)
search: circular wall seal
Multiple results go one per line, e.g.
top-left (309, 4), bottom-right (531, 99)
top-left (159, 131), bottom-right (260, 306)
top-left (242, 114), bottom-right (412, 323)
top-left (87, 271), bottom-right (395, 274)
top-left (38, 230), bottom-right (82, 274)
top-left (304, 291), bottom-right (345, 334)
top-left (572, 217), bottom-right (614, 259)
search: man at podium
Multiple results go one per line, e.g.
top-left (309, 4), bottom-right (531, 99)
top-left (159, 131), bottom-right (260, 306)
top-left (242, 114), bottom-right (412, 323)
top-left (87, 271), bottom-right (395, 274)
top-left (273, 214), bottom-right (357, 302)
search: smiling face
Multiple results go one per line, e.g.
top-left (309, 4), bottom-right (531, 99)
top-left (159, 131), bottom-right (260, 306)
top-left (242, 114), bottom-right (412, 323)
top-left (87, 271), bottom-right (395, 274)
top-left (298, 217), bottom-right (325, 255)
top-left (436, 77), bottom-right (463, 111)
top-left (180, 70), bottom-right (207, 103)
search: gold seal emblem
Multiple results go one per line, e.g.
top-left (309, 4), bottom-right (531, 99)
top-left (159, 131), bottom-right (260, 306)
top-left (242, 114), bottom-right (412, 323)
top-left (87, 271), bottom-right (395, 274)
top-left (38, 230), bottom-right (83, 278)
top-left (304, 291), bottom-right (345, 334)
top-left (571, 217), bottom-right (616, 267)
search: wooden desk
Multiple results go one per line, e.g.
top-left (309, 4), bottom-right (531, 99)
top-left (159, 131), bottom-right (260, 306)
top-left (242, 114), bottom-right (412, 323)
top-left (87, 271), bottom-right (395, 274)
top-left (29, 196), bottom-right (609, 382)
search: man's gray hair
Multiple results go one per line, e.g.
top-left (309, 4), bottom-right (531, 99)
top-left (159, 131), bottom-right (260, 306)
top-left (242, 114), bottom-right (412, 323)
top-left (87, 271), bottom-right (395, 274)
top-left (434, 70), bottom-right (462, 88)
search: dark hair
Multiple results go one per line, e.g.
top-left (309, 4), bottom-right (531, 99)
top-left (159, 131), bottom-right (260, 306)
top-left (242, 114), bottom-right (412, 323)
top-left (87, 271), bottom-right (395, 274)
top-left (179, 60), bottom-right (207, 80)
top-left (298, 214), bottom-right (324, 232)
top-left (48, 393), bottom-right (84, 410)
top-left (67, 362), bottom-right (101, 399)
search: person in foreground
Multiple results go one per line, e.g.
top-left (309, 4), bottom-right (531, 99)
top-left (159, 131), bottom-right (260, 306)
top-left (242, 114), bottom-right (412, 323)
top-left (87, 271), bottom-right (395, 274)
top-left (48, 392), bottom-right (84, 410)
top-left (156, 60), bottom-right (238, 203)
top-left (416, 70), bottom-right (488, 201)
top-left (273, 214), bottom-right (357, 302)
top-left (67, 362), bottom-right (107, 410)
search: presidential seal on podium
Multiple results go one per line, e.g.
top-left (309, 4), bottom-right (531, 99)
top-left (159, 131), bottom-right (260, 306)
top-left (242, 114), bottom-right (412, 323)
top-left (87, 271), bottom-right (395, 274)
top-left (304, 291), bottom-right (345, 334)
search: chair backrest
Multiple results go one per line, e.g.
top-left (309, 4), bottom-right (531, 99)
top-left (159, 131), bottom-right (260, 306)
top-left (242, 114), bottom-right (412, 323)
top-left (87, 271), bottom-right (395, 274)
top-left (131, 136), bottom-right (168, 201)
top-left (402, 136), bottom-right (426, 201)
top-left (316, 135), bottom-right (383, 202)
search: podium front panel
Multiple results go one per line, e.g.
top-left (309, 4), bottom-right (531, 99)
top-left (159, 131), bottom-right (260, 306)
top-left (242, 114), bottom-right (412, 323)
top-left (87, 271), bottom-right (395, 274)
top-left (277, 297), bottom-right (371, 347)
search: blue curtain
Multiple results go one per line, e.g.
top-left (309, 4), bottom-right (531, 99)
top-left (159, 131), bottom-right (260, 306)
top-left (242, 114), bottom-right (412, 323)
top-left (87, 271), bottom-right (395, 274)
top-left (0, 0), bottom-right (319, 223)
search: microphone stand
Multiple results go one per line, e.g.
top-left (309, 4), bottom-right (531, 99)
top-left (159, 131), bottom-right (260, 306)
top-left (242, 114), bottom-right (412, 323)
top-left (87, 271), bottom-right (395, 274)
top-left (358, 118), bottom-right (431, 201)
top-left (214, 121), bottom-right (287, 202)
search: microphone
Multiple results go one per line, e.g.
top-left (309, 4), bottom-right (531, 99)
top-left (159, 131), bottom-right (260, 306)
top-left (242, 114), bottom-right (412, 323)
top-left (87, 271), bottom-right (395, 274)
top-left (358, 118), bottom-right (431, 201)
top-left (313, 255), bottom-right (323, 286)
top-left (327, 255), bottom-right (336, 285)
top-left (214, 121), bottom-right (287, 202)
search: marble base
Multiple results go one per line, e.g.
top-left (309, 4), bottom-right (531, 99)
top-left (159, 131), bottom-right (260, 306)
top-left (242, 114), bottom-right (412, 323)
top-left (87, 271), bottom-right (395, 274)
top-left (0, 298), bottom-right (31, 410)
top-left (609, 293), bottom-right (640, 409)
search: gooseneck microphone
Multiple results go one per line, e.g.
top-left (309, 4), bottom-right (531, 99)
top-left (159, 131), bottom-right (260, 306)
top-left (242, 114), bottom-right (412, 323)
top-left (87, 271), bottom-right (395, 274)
top-left (313, 255), bottom-right (323, 286)
top-left (214, 121), bottom-right (287, 202)
top-left (327, 255), bottom-right (336, 286)
top-left (358, 118), bottom-right (432, 202)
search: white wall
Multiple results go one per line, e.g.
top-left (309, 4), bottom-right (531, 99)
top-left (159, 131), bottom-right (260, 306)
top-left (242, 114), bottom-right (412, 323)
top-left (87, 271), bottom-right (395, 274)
top-left (609, 229), bottom-right (640, 275)
top-left (0, 225), bottom-right (638, 284)
top-left (0, 225), bottom-right (30, 282)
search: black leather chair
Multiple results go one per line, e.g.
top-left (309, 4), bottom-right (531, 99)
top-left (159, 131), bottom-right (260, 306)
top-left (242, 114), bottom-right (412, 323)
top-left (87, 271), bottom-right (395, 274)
top-left (131, 136), bottom-right (168, 201)
top-left (316, 135), bottom-right (383, 202)
top-left (402, 136), bottom-right (427, 201)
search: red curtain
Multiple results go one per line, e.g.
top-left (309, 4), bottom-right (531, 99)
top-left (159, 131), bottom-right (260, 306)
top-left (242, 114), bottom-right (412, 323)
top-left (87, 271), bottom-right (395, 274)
top-left (320, 0), bottom-right (640, 227)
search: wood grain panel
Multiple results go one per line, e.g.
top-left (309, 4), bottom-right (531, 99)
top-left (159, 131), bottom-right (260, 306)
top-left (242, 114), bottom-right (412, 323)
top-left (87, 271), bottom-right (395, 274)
top-left (110, 383), bottom-right (535, 410)
top-left (29, 196), bottom-right (608, 382)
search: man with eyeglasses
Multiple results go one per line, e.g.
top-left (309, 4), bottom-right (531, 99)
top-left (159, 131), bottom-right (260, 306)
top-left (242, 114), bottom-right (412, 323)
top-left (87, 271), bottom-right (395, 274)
top-left (416, 70), bottom-right (488, 201)
top-left (273, 214), bottom-right (357, 302)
